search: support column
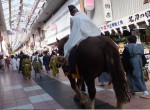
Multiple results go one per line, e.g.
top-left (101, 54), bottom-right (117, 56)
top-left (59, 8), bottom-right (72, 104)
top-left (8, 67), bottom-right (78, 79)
top-left (32, 34), bottom-right (35, 46)
top-left (0, 32), bottom-right (3, 52)
top-left (79, 0), bottom-right (85, 13)
top-left (37, 28), bottom-right (41, 47)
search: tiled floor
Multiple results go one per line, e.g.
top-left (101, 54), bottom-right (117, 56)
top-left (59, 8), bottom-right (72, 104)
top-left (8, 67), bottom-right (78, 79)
top-left (0, 67), bottom-right (150, 109)
top-left (0, 68), bottom-right (63, 110)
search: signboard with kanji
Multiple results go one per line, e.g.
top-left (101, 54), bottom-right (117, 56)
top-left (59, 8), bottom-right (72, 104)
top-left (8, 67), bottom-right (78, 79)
top-left (102, 0), bottom-right (113, 22)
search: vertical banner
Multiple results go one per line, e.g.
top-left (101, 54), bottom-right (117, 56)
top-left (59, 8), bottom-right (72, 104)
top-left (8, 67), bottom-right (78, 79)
top-left (102, 0), bottom-right (113, 22)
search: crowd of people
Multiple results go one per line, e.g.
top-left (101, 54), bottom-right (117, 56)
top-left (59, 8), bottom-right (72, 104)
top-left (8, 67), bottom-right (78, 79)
top-left (0, 50), bottom-right (60, 79)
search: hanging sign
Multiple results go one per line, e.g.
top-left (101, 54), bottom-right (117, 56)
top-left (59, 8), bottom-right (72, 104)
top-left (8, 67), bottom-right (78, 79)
top-left (99, 8), bottom-right (150, 32)
top-left (102, 0), bottom-right (113, 22)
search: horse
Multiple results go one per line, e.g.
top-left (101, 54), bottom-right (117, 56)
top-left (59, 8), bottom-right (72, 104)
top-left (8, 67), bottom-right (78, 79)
top-left (56, 35), bottom-right (131, 109)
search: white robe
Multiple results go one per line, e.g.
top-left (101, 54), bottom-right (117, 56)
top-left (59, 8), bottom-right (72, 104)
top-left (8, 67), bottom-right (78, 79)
top-left (16, 58), bottom-right (20, 68)
top-left (11, 58), bottom-right (17, 71)
top-left (64, 12), bottom-right (101, 59)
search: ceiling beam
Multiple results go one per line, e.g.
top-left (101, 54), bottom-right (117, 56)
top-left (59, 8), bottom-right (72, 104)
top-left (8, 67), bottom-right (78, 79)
top-left (16, 0), bottom-right (23, 29)
top-left (43, 0), bottom-right (67, 23)
top-left (25, 0), bottom-right (40, 28)
top-left (8, 0), bottom-right (11, 29)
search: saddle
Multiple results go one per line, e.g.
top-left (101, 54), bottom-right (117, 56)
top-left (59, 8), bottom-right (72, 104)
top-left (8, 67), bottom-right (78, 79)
top-left (56, 55), bottom-right (80, 79)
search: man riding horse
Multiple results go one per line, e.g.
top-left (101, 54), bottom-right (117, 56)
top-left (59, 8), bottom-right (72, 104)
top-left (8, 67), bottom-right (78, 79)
top-left (64, 5), bottom-right (101, 79)
top-left (56, 5), bottom-right (131, 109)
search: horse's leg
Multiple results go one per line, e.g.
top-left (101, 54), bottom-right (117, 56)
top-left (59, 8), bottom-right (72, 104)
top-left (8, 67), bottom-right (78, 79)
top-left (85, 78), bottom-right (96, 109)
top-left (76, 77), bottom-right (89, 103)
top-left (67, 75), bottom-right (87, 103)
top-left (116, 100), bottom-right (123, 109)
top-left (67, 74), bottom-right (79, 99)
top-left (77, 76), bottom-right (86, 93)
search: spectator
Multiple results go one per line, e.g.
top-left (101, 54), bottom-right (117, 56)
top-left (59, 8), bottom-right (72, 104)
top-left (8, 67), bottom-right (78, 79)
top-left (122, 35), bottom-right (149, 99)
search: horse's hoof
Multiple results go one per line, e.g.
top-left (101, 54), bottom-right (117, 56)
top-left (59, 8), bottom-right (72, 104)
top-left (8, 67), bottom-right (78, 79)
top-left (80, 98), bottom-right (88, 104)
top-left (73, 95), bottom-right (79, 101)
top-left (84, 102), bottom-right (92, 109)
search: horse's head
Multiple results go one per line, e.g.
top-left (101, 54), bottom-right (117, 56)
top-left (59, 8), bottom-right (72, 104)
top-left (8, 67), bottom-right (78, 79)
top-left (56, 35), bottom-right (70, 74)
top-left (56, 35), bottom-right (69, 56)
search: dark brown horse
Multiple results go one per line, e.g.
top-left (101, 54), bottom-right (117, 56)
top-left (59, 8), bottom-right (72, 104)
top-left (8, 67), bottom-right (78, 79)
top-left (57, 35), bottom-right (131, 109)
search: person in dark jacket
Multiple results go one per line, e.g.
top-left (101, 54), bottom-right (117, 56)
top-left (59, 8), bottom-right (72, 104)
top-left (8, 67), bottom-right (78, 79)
top-left (43, 51), bottom-right (51, 73)
top-left (122, 35), bottom-right (149, 99)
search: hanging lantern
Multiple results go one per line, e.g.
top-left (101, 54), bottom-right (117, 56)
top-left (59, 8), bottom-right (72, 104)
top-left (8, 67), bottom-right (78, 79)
top-left (84, 0), bottom-right (95, 10)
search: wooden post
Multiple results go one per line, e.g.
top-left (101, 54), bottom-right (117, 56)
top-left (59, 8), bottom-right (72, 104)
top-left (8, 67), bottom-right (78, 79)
top-left (79, 0), bottom-right (86, 13)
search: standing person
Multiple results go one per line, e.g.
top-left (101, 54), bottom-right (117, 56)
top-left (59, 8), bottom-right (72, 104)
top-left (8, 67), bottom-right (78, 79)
top-left (39, 53), bottom-right (43, 70)
top-left (19, 52), bottom-right (24, 72)
top-left (98, 72), bottom-right (110, 86)
top-left (22, 55), bottom-right (32, 79)
top-left (122, 35), bottom-right (149, 99)
top-left (43, 51), bottom-right (50, 73)
top-left (50, 55), bottom-right (59, 76)
top-left (0, 55), bottom-right (5, 70)
top-left (5, 56), bottom-right (10, 68)
top-left (32, 52), bottom-right (42, 78)
top-left (10, 55), bottom-right (17, 71)
top-left (64, 5), bottom-right (101, 78)
top-left (16, 55), bottom-right (20, 70)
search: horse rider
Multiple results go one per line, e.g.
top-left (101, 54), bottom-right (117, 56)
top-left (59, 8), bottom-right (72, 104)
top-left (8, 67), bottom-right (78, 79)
top-left (64, 5), bottom-right (101, 78)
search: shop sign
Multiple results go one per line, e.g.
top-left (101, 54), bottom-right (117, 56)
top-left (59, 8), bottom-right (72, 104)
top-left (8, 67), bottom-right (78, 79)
top-left (100, 20), bottom-right (123, 31)
top-left (99, 8), bottom-right (150, 32)
top-left (143, 0), bottom-right (150, 4)
top-left (102, 0), bottom-right (113, 22)
top-left (128, 10), bottom-right (150, 23)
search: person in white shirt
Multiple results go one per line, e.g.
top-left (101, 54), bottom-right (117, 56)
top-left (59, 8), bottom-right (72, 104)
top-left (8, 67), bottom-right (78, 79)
top-left (64, 5), bottom-right (101, 74)
top-left (16, 56), bottom-right (20, 69)
top-left (11, 55), bottom-right (17, 71)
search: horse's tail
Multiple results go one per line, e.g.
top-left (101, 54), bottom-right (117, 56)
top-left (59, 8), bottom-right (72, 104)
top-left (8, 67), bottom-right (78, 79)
top-left (105, 45), bottom-right (131, 104)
